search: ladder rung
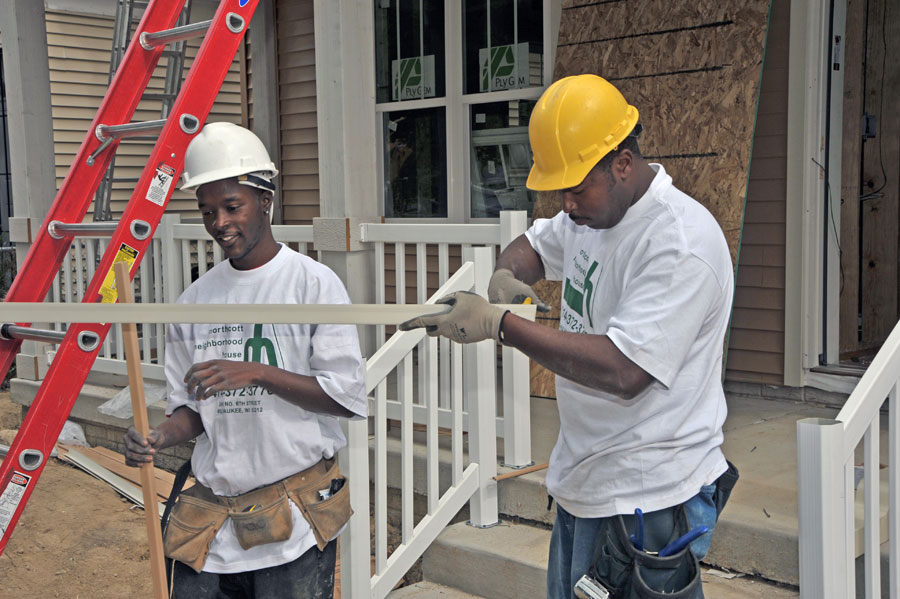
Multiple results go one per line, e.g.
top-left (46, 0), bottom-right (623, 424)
top-left (140, 19), bottom-right (212, 49)
top-left (48, 219), bottom-right (151, 240)
top-left (1, 324), bottom-right (65, 344)
top-left (141, 92), bottom-right (177, 102)
top-left (96, 119), bottom-right (166, 142)
top-left (0, 324), bottom-right (102, 352)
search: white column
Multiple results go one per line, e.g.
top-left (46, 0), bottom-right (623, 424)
top-left (500, 211), bottom-right (532, 467)
top-left (465, 246), bottom-right (499, 527)
top-left (797, 417), bottom-right (852, 598)
top-left (0, 0), bottom-right (56, 380)
top-left (313, 0), bottom-right (379, 356)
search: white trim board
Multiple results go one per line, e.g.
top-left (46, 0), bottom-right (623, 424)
top-left (0, 303), bottom-right (536, 324)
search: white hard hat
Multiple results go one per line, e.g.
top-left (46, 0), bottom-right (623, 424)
top-left (180, 122), bottom-right (279, 192)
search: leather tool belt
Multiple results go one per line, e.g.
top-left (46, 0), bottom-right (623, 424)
top-left (163, 458), bottom-right (351, 573)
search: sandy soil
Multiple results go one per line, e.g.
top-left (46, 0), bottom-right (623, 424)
top-left (1, 393), bottom-right (155, 598)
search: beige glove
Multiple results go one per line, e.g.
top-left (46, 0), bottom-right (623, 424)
top-left (398, 291), bottom-right (508, 344)
top-left (488, 268), bottom-right (551, 312)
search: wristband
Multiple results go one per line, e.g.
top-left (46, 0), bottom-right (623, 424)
top-left (497, 309), bottom-right (512, 344)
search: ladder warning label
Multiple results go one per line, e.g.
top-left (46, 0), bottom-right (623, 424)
top-left (99, 243), bottom-right (139, 303)
top-left (0, 471), bottom-right (31, 542)
top-left (146, 163), bottom-right (176, 206)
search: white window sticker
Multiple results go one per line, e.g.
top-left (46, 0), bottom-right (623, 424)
top-left (0, 471), bottom-right (31, 541)
top-left (146, 163), bottom-right (176, 206)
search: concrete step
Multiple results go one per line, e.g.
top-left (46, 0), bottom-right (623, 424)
top-left (389, 581), bottom-right (486, 599)
top-left (423, 522), bottom-right (548, 599)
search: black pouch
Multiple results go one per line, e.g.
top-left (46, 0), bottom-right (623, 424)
top-left (587, 507), bottom-right (702, 599)
top-left (713, 461), bottom-right (740, 516)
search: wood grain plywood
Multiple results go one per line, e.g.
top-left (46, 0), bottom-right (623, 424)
top-left (532, 0), bottom-right (770, 398)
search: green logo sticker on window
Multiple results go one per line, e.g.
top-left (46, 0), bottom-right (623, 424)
top-left (478, 43), bottom-right (541, 92)
top-left (391, 55), bottom-right (436, 101)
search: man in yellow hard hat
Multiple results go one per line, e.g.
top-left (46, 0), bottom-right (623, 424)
top-left (401, 75), bottom-right (737, 598)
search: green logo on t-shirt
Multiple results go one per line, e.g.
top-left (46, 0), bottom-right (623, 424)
top-left (244, 324), bottom-right (278, 367)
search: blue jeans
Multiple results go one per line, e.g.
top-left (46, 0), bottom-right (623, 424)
top-left (547, 489), bottom-right (719, 599)
top-left (169, 540), bottom-right (336, 599)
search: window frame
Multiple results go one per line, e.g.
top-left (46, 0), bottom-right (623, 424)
top-left (374, 0), bottom-right (556, 223)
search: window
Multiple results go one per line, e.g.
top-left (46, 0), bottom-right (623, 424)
top-left (374, 0), bottom-right (553, 221)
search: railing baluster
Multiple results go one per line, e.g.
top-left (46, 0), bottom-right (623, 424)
top-left (375, 378), bottom-right (388, 574)
top-left (375, 241), bottom-right (386, 346)
top-left (153, 238), bottom-right (164, 364)
top-left (139, 255), bottom-right (151, 362)
top-left (181, 239), bottom-right (191, 291)
top-left (864, 420), bottom-right (881, 598)
top-left (438, 243), bottom-right (450, 412)
top-left (197, 240), bottom-right (209, 277)
top-left (452, 340), bottom-right (463, 485)
top-left (427, 335), bottom-right (439, 513)
top-left (417, 243), bottom-right (427, 408)
top-left (891, 384), bottom-right (899, 599)
top-left (400, 352), bottom-right (413, 543)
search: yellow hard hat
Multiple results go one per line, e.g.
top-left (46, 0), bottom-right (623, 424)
top-left (526, 74), bottom-right (639, 191)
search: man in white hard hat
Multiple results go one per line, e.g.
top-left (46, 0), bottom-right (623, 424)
top-left (123, 122), bottom-right (366, 599)
top-left (401, 75), bottom-right (738, 598)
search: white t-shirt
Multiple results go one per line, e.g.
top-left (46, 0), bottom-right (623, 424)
top-left (525, 164), bottom-right (733, 518)
top-left (165, 244), bottom-right (366, 573)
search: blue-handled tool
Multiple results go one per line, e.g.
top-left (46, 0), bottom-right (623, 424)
top-left (657, 525), bottom-right (709, 557)
top-left (629, 508), bottom-right (645, 551)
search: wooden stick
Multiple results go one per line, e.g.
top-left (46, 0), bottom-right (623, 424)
top-left (114, 262), bottom-right (168, 599)
top-left (493, 462), bottom-right (549, 481)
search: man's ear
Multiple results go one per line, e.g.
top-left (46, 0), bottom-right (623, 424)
top-left (612, 149), bottom-right (634, 180)
top-left (260, 191), bottom-right (273, 212)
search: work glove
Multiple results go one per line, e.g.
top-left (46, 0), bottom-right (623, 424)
top-left (488, 268), bottom-right (551, 312)
top-left (399, 291), bottom-right (508, 344)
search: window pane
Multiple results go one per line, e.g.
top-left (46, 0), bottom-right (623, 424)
top-left (374, 0), bottom-right (446, 103)
top-left (384, 108), bottom-right (448, 218)
top-left (463, 0), bottom-right (543, 95)
top-left (470, 101), bottom-right (537, 218)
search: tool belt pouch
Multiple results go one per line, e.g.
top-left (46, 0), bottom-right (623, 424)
top-left (713, 460), bottom-right (740, 516)
top-left (287, 458), bottom-right (352, 550)
top-left (587, 511), bottom-right (702, 599)
top-left (163, 489), bottom-right (228, 574)
top-left (229, 483), bottom-right (294, 551)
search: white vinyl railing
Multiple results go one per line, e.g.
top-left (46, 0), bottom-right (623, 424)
top-left (360, 211), bottom-right (533, 468)
top-left (341, 247), bottom-right (499, 598)
top-left (798, 320), bottom-right (900, 598)
top-left (47, 214), bottom-right (315, 381)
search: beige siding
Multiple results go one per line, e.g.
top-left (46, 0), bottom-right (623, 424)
top-left (45, 8), bottom-right (244, 220)
top-left (275, 0), bottom-right (319, 225)
top-left (724, 0), bottom-right (790, 384)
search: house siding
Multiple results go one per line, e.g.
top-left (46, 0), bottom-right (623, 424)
top-left (275, 0), bottom-right (318, 225)
top-left (724, 0), bottom-right (789, 384)
top-left (44, 7), bottom-right (243, 220)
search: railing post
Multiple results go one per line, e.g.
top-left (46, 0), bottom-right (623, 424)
top-left (339, 413), bottom-right (371, 599)
top-left (158, 214), bottom-right (182, 304)
top-left (797, 417), bottom-right (852, 599)
top-left (464, 246), bottom-right (499, 527)
top-left (499, 211), bottom-right (532, 468)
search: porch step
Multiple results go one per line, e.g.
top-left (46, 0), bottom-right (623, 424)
top-left (423, 521), bottom-right (548, 599)
top-left (388, 581), bottom-right (486, 599)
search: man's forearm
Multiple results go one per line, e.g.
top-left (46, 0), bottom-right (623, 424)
top-left (156, 406), bottom-right (205, 449)
top-left (500, 313), bottom-right (653, 399)
top-left (254, 365), bottom-right (354, 417)
top-left (496, 234), bottom-right (545, 284)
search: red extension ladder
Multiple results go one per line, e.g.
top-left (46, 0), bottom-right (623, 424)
top-left (0, 0), bottom-right (259, 555)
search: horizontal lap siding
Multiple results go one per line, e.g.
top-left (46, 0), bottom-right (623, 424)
top-left (275, 0), bottom-right (319, 225)
top-left (45, 8), bottom-right (244, 220)
top-left (724, 0), bottom-right (789, 384)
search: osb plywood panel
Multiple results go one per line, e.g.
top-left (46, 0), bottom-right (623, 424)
top-left (530, 0), bottom-right (770, 399)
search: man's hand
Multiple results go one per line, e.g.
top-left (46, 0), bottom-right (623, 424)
top-left (488, 268), bottom-right (550, 312)
top-left (123, 426), bottom-right (165, 467)
top-left (399, 291), bottom-right (508, 344)
top-left (185, 359), bottom-right (262, 400)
